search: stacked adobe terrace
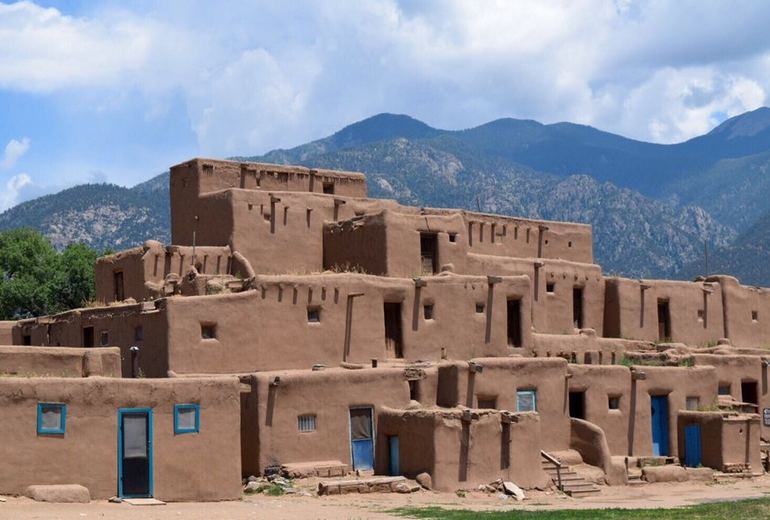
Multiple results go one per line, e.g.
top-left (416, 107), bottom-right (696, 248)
top-left (3, 157), bottom-right (770, 499)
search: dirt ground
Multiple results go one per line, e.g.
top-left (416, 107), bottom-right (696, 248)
top-left (2, 475), bottom-right (770, 519)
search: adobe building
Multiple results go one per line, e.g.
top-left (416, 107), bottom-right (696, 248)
top-left (4, 157), bottom-right (770, 501)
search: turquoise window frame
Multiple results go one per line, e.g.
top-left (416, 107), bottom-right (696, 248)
top-left (37, 402), bottom-right (67, 435)
top-left (173, 403), bottom-right (200, 434)
top-left (516, 389), bottom-right (537, 412)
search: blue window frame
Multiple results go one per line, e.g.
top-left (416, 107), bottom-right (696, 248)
top-left (37, 402), bottom-right (67, 435)
top-left (516, 390), bottom-right (537, 412)
top-left (173, 403), bottom-right (200, 434)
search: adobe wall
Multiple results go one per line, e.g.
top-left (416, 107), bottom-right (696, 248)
top-left (708, 275), bottom-right (770, 348)
top-left (0, 321), bottom-right (15, 344)
top-left (376, 408), bottom-right (549, 491)
top-left (604, 278), bottom-right (725, 346)
top-left (0, 346), bottom-right (121, 377)
top-left (0, 377), bottom-right (241, 501)
top-left (677, 412), bottom-right (761, 471)
top-left (164, 273), bottom-right (533, 374)
top-left (13, 304), bottom-right (169, 378)
top-left (533, 332), bottom-right (648, 365)
top-left (247, 367), bottom-right (417, 474)
top-left (692, 354), bottom-right (769, 437)
top-left (95, 241), bottom-right (235, 303)
top-left (631, 366), bottom-right (718, 458)
top-left (437, 357), bottom-right (570, 451)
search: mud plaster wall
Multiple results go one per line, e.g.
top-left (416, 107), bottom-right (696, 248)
top-left (247, 368), bottom-right (416, 474)
top-left (438, 357), bottom-right (570, 451)
top-left (677, 412), bottom-right (761, 471)
top-left (603, 278), bottom-right (724, 346)
top-left (632, 366), bottom-right (718, 457)
top-left (692, 354), bottom-right (769, 438)
top-left (709, 276), bottom-right (770, 348)
top-left (532, 333), bottom-right (643, 364)
top-left (377, 409), bottom-right (548, 491)
top-left (0, 321), bottom-right (14, 344)
top-left (0, 346), bottom-right (121, 377)
top-left (568, 364), bottom-right (632, 455)
top-left (13, 305), bottom-right (169, 378)
top-left (164, 274), bottom-right (532, 374)
top-left (0, 377), bottom-right (241, 501)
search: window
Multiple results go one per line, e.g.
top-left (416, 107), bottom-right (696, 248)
top-left (686, 397), bottom-right (700, 411)
top-left (22, 334), bottom-right (31, 345)
top-left (134, 326), bottom-right (144, 342)
top-left (507, 299), bottom-right (522, 347)
top-left (307, 307), bottom-right (321, 323)
top-left (409, 380), bottom-right (421, 401)
top-left (448, 233), bottom-right (457, 243)
top-left (475, 303), bottom-right (485, 313)
top-left (100, 330), bottom-right (109, 346)
top-left (608, 396), bottom-right (621, 410)
top-left (752, 310), bottom-right (759, 321)
top-left (37, 403), bottom-right (66, 435)
top-left (423, 304), bottom-right (434, 320)
top-left (718, 384), bottom-right (731, 396)
top-left (420, 233), bottom-right (438, 275)
top-left (516, 389), bottom-right (537, 412)
top-left (298, 414), bottom-right (316, 432)
top-left (174, 403), bottom-right (200, 434)
top-left (697, 309), bottom-right (704, 320)
top-left (201, 324), bottom-right (216, 339)
top-left (477, 396), bottom-right (497, 409)
top-left (322, 182), bottom-right (335, 194)
top-left (546, 282), bottom-right (555, 294)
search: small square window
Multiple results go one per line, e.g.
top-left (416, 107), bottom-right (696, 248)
top-left (516, 389), bottom-right (537, 412)
top-left (608, 396), bottom-right (621, 410)
top-left (448, 233), bottom-right (457, 243)
top-left (477, 397), bottom-right (497, 409)
top-left (307, 307), bottom-right (321, 323)
top-left (201, 324), bottom-right (216, 339)
top-left (686, 397), bottom-right (700, 411)
top-left (546, 282), bottom-right (555, 294)
top-left (697, 309), bottom-right (704, 320)
top-left (100, 330), bottom-right (109, 346)
top-left (752, 311), bottom-right (759, 321)
top-left (298, 414), bottom-right (316, 432)
top-left (174, 403), bottom-right (200, 434)
top-left (37, 403), bottom-right (66, 435)
top-left (322, 182), bottom-right (335, 194)
top-left (424, 304), bottom-right (434, 320)
top-left (475, 303), bottom-right (485, 313)
top-left (718, 384), bottom-right (731, 396)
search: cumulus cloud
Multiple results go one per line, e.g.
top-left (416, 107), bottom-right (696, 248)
top-left (0, 173), bottom-right (32, 211)
top-left (0, 137), bottom-right (30, 170)
top-left (2, 0), bottom-right (770, 155)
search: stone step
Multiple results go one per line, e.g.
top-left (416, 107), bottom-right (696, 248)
top-left (566, 487), bottom-right (601, 497)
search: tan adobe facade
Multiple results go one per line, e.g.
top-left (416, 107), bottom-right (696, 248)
top-left (4, 157), bottom-right (770, 500)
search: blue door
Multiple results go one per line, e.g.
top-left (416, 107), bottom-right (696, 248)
top-left (650, 396), bottom-right (669, 456)
top-left (684, 424), bottom-right (702, 467)
top-left (118, 408), bottom-right (153, 498)
top-left (350, 408), bottom-right (374, 471)
top-left (388, 436), bottom-right (400, 476)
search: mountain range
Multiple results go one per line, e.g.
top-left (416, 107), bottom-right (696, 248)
top-left (3, 108), bottom-right (770, 283)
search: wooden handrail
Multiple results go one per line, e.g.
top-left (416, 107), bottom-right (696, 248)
top-left (541, 450), bottom-right (562, 491)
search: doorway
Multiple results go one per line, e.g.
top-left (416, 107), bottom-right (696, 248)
top-left (683, 424), bottom-right (702, 467)
top-left (387, 435), bottom-right (400, 476)
top-left (83, 326), bottom-right (95, 348)
top-left (650, 395), bottom-right (669, 456)
top-left (569, 391), bottom-right (586, 419)
top-left (657, 300), bottom-right (671, 341)
top-left (742, 380), bottom-right (759, 408)
top-left (118, 408), bottom-right (153, 498)
top-left (420, 233), bottom-right (438, 275)
top-left (573, 287), bottom-right (584, 329)
top-left (350, 407), bottom-right (374, 471)
top-left (384, 303), bottom-right (403, 358)
top-left (507, 299), bottom-right (522, 347)
top-left (114, 271), bottom-right (124, 302)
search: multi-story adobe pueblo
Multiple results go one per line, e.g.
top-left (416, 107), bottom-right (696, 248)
top-left (2, 157), bottom-right (770, 500)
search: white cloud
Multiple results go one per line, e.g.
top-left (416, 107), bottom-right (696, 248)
top-left (2, 0), bottom-right (770, 154)
top-left (0, 173), bottom-right (32, 211)
top-left (0, 137), bottom-right (31, 170)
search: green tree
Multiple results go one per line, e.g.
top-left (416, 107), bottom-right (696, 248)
top-left (0, 228), bottom-right (98, 319)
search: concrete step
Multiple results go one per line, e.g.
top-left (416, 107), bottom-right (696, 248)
top-left (566, 487), bottom-right (601, 497)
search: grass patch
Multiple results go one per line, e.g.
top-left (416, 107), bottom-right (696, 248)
top-left (391, 496), bottom-right (770, 519)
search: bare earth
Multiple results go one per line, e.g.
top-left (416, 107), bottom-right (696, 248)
top-left (3, 476), bottom-right (770, 519)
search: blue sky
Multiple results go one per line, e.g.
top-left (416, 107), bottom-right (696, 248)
top-left (2, 0), bottom-right (770, 210)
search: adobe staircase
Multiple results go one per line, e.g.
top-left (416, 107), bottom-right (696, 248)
top-left (541, 452), bottom-right (601, 498)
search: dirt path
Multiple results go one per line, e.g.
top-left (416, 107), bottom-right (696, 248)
top-left (2, 476), bottom-right (770, 519)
